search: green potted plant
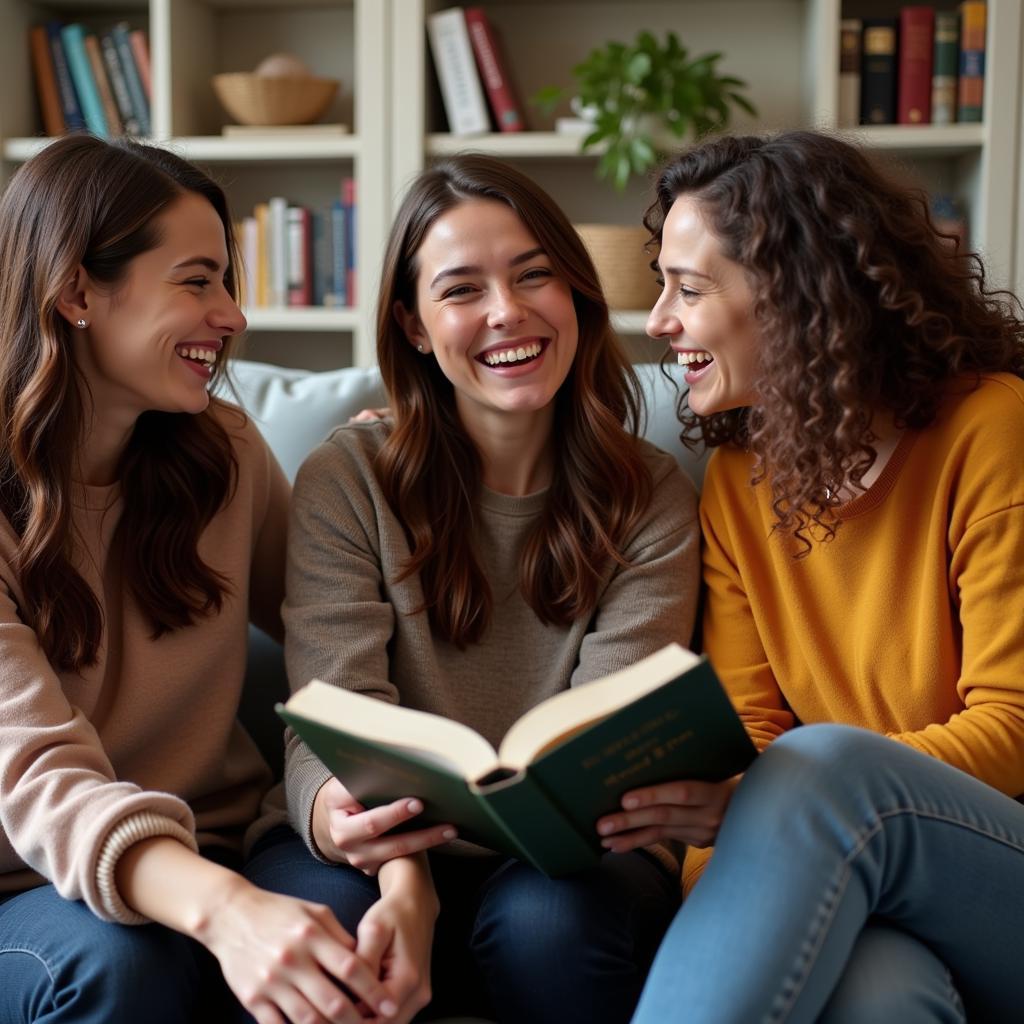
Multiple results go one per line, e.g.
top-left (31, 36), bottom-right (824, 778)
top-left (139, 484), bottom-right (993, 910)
top-left (534, 31), bottom-right (757, 191)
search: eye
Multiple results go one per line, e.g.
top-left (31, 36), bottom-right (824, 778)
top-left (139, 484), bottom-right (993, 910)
top-left (679, 285), bottom-right (701, 300)
top-left (184, 277), bottom-right (210, 289)
top-left (520, 266), bottom-right (552, 283)
top-left (441, 283), bottom-right (477, 299)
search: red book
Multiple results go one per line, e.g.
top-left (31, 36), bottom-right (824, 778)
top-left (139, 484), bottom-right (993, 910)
top-left (464, 7), bottom-right (525, 132)
top-left (29, 25), bottom-right (65, 136)
top-left (898, 6), bottom-right (935, 124)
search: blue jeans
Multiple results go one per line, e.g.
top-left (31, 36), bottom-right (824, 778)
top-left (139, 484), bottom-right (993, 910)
top-left (0, 882), bottom-right (235, 1024)
top-left (245, 827), bottom-right (680, 1024)
top-left (631, 724), bottom-right (1024, 1024)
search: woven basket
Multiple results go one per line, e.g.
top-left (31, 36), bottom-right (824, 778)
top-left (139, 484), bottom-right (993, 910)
top-left (212, 73), bottom-right (339, 126)
top-left (575, 224), bottom-right (660, 311)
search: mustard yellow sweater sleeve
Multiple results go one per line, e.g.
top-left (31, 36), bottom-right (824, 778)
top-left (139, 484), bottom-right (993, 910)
top-left (700, 374), bottom-right (1024, 798)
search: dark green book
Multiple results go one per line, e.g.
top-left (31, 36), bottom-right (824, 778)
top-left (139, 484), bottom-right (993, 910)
top-left (279, 643), bottom-right (757, 877)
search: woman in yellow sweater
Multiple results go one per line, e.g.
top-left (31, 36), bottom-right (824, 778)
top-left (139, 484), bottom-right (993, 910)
top-left (596, 131), bottom-right (1024, 1022)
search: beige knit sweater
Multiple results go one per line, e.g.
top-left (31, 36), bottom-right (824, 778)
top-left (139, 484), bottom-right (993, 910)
top-left (0, 402), bottom-right (289, 923)
top-left (281, 421), bottom-right (701, 862)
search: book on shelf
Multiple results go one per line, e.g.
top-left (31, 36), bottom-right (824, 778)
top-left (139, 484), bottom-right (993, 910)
top-left (957, 1), bottom-right (986, 123)
top-left (46, 21), bottom-right (86, 133)
top-left (464, 7), bottom-right (526, 132)
top-left (110, 22), bottom-right (150, 135)
top-left (129, 28), bottom-right (151, 101)
top-left (83, 33), bottom-right (122, 136)
top-left (279, 643), bottom-right (759, 878)
top-left (100, 32), bottom-right (141, 136)
top-left (838, 18), bottom-right (862, 128)
top-left (931, 11), bottom-right (960, 124)
top-left (60, 24), bottom-right (108, 137)
top-left (341, 177), bottom-right (357, 307)
top-left (860, 17), bottom-right (898, 125)
top-left (254, 203), bottom-right (270, 307)
top-left (427, 7), bottom-right (491, 136)
top-left (28, 25), bottom-right (64, 136)
top-left (267, 196), bottom-right (289, 307)
top-left (221, 123), bottom-right (350, 139)
top-left (240, 216), bottom-right (259, 310)
top-left (287, 206), bottom-right (313, 307)
top-left (898, 6), bottom-right (934, 124)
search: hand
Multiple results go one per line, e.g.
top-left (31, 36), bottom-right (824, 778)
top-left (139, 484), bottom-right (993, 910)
top-left (196, 875), bottom-right (398, 1024)
top-left (355, 886), bottom-right (438, 1023)
top-left (312, 777), bottom-right (457, 875)
top-left (596, 775), bottom-right (742, 852)
top-left (349, 407), bottom-right (392, 424)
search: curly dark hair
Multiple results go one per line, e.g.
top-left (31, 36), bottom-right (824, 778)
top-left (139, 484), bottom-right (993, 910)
top-left (644, 130), bottom-right (1024, 550)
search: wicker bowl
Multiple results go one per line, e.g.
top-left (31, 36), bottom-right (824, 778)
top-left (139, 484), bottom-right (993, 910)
top-left (575, 224), bottom-right (661, 311)
top-left (212, 72), bottom-right (339, 126)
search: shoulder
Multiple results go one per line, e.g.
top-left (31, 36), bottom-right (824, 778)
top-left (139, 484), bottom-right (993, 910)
top-left (939, 373), bottom-right (1024, 427)
top-left (624, 438), bottom-right (699, 550)
top-left (207, 398), bottom-right (270, 466)
top-left (293, 420), bottom-right (391, 507)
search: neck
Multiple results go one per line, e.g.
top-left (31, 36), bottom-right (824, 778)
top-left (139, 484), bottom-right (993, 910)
top-left (458, 401), bottom-right (556, 496)
top-left (836, 408), bottom-right (903, 500)
top-left (76, 399), bottom-right (138, 487)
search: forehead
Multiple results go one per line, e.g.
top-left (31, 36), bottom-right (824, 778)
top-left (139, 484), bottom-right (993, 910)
top-left (150, 192), bottom-right (227, 259)
top-left (418, 198), bottom-right (536, 260)
top-left (660, 195), bottom-right (723, 260)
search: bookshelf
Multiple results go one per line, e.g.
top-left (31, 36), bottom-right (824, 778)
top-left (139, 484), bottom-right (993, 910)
top-left (0, 0), bottom-right (388, 369)
top-left (393, 0), bottom-right (1022, 340)
top-left (1, 0), bottom-right (1021, 369)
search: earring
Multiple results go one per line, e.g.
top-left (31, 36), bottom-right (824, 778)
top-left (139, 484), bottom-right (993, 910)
top-left (417, 344), bottom-right (425, 353)
top-left (76, 319), bottom-right (88, 329)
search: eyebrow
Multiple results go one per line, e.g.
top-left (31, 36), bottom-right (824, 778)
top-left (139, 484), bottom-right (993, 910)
top-left (657, 264), bottom-right (714, 282)
top-left (429, 246), bottom-right (546, 289)
top-left (172, 257), bottom-right (225, 273)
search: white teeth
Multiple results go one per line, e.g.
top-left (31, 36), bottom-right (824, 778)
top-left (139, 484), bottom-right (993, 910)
top-left (483, 342), bottom-right (542, 366)
top-left (177, 345), bottom-right (217, 365)
top-left (677, 350), bottom-right (712, 366)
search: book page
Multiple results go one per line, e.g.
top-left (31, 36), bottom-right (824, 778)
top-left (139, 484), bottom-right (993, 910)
top-left (285, 680), bottom-right (501, 780)
top-left (497, 643), bottom-right (700, 769)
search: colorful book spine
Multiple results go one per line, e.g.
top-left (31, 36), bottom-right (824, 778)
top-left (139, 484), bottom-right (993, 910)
top-left (931, 11), bottom-right (959, 124)
top-left (311, 210), bottom-right (332, 307)
top-left (897, 6), bottom-right (934, 124)
top-left (254, 203), bottom-right (269, 307)
top-left (101, 32), bottom-right (140, 135)
top-left (464, 7), bottom-right (525, 132)
top-left (287, 206), bottom-right (313, 307)
top-left (60, 24), bottom-right (108, 136)
top-left (267, 196), bottom-right (289, 307)
top-left (957, 1), bottom-right (986, 122)
top-left (426, 7), bottom-right (490, 135)
top-left (860, 18), bottom-right (899, 125)
top-left (83, 33), bottom-right (122, 136)
top-left (47, 21), bottom-right (86, 132)
top-left (129, 29), bottom-right (151, 101)
top-left (241, 216), bottom-right (258, 310)
top-left (111, 22), bottom-right (151, 135)
top-left (838, 18), bottom-right (862, 129)
top-left (29, 25), bottom-right (65, 136)
top-left (329, 200), bottom-right (349, 307)
top-left (342, 177), bottom-right (357, 307)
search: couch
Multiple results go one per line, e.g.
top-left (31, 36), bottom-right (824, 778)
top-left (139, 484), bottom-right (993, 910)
top-left (227, 358), bottom-right (704, 1024)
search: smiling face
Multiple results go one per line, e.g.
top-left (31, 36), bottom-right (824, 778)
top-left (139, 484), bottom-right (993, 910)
top-left (646, 194), bottom-right (761, 416)
top-left (395, 198), bottom-right (579, 438)
top-left (74, 191), bottom-right (246, 422)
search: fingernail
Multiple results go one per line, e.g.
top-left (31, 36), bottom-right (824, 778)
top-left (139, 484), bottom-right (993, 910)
top-left (407, 799), bottom-right (423, 814)
top-left (442, 828), bottom-right (457, 840)
top-left (380, 999), bottom-right (398, 1017)
top-left (622, 796), bottom-right (639, 810)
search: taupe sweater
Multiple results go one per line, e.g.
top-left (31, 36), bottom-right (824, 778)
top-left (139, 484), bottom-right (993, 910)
top-left (0, 403), bottom-right (289, 923)
top-left (283, 421), bottom-right (700, 860)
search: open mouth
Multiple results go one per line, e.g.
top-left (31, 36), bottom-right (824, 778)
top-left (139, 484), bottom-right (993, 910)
top-left (175, 344), bottom-right (218, 371)
top-left (677, 350), bottom-right (713, 372)
top-left (477, 339), bottom-right (547, 368)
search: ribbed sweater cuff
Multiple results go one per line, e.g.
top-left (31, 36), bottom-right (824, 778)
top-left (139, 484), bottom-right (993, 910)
top-left (96, 812), bottom-right (199, 924)
top-left (290, 750), bottom-right (335, 864)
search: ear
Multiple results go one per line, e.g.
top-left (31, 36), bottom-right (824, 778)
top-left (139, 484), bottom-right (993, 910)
top-left (55, 266), bottom-right (91, 328)
top-left (392, 300), bottom-right (430, 354)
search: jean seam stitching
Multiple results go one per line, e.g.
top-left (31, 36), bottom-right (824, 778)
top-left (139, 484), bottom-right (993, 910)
top-left (0, 945), bottom-right (58, 992)
top-left (875, 805), bottom-right (1024, 854)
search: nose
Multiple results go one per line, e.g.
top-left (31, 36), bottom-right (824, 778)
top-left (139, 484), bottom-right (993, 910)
top-left (210, 282), bottom-right (247, 336)
top-left (645, 285), bottom-right (681, 341)
top-left (486, 284), bottom-right (527, 330)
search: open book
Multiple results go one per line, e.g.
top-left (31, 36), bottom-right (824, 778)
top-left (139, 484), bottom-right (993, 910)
top-left (279, 643), bottom-right (757, 877)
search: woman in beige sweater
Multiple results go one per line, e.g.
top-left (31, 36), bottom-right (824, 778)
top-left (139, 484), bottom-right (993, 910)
top-left (0, 135), bottom-right (397, 1024)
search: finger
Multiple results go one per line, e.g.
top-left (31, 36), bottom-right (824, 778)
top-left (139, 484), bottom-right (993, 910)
top-left (310, 933), bottom-right (397, 1019)
top-left (356, 915), bottom-right (392, 977)
top-left (272, 983), bottom-right (338, 1024)
top-left (598, 803), bottom-right (719, 837)
top-left (304, 902), bottom-right (358, 951)
top-left (249, 1001), bottom-right (287, 1024)
top-left (601, 821), bottom-right (719, 852)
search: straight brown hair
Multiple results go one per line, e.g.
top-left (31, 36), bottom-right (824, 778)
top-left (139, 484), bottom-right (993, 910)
top-left (0, 134), bottom-right (242, 670)
top-left (377, 154), bottom-right (653, 647)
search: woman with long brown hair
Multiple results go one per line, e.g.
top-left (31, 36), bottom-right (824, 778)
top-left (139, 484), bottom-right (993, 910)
top-left (247, 154), bottom-right (700, 1024)
top-left (590, 130), bottom-right (1024, 1022)
top-left (0, 134), bottom-right (398, 1024)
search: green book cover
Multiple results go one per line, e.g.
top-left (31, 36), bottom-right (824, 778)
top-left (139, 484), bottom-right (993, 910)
top-left (279, 644), bottom-right (758, 877)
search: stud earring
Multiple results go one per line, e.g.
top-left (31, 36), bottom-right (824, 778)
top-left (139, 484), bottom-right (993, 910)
top-left (417, 344), bottom-right (425, 353)
top-left (76, 319), bottom-right (88, 329)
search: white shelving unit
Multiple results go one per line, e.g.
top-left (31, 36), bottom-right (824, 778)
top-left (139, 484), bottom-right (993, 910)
top-left (393, 0), bottom-right (1022, 334)
top-left (2, 0), bottom-right (1021, 369)
top-left (0, 0), bottom-right (388, 368)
